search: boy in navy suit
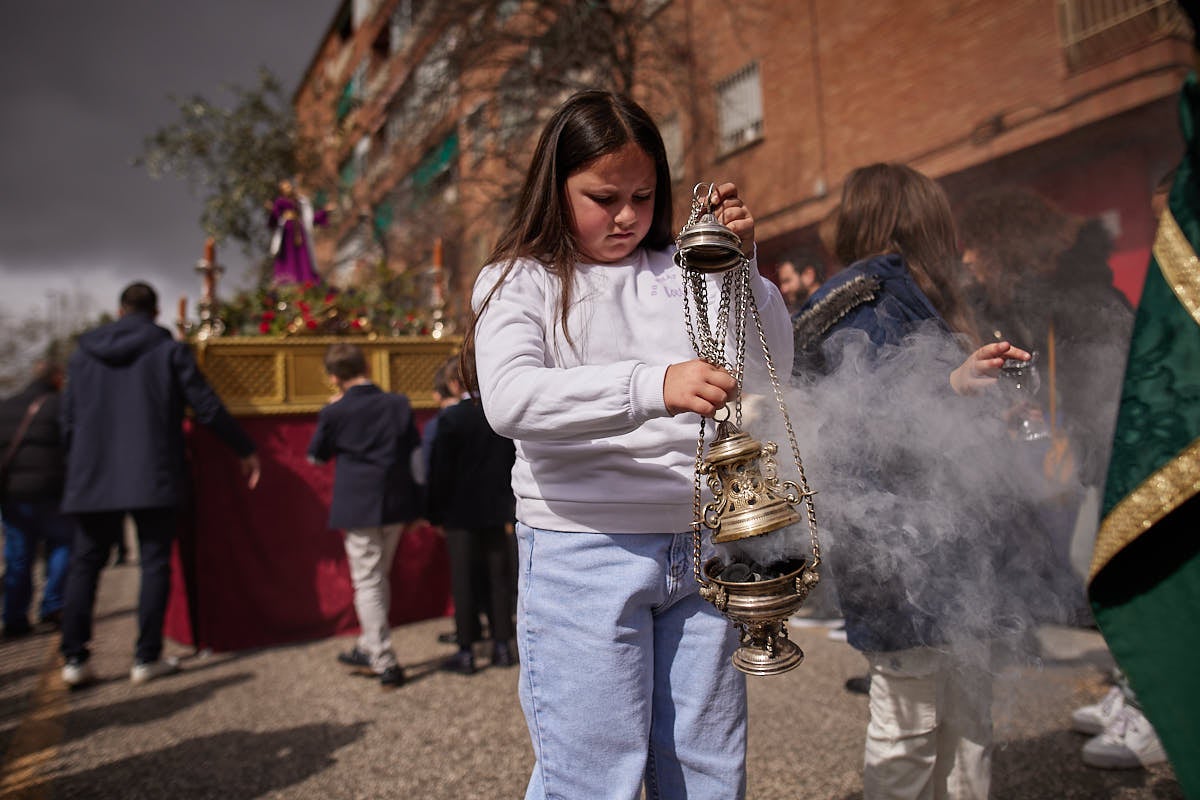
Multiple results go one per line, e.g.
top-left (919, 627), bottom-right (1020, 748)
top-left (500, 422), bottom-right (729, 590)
top-left (308, 343), bottom-right (420, 687)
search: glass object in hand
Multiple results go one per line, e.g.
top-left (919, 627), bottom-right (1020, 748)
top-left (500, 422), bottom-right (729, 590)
top-left (998, 351), bottom-right (1050, 442)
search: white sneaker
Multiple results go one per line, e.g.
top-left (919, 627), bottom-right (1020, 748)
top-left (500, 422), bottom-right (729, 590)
top-left (130, 657), bottom-right (180, 685)
top-left (1071, 685), bottom-right (1125, 735)
top-left (1082, 705), bottom-right (1167, 769)
top-left (826, 624), bottom-right (848, 642)
top-left (61, 659), bottom-right (95, 688)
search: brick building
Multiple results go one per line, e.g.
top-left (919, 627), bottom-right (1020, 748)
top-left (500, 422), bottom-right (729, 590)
top-left (293, 0), bottom-right (1191, 323)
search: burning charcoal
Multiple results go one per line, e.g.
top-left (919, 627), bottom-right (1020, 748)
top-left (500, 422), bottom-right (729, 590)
top-left (721, 562), bottom-right (752, 582)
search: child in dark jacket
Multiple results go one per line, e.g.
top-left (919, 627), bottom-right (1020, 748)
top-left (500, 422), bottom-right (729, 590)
top-left (428, 355), bottom-right (517, 674)
top-left (308, 342), bottom-right (421, 687)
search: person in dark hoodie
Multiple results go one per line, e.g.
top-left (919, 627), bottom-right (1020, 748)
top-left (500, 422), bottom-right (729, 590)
top-left (58, 282), bottom-right (260, 688)
top-left (0, 360), bottom-right (75, 637)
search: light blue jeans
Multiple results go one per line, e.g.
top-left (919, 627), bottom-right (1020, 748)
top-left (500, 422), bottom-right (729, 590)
top-left (516, 523), bottom-right (747, 800)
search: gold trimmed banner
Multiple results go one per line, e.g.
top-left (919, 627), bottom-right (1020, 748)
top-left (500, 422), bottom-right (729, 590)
top-left (1092, 436), bottom-right (1200, 580)
top-left (1154, 208), bottom-right (1200, 327)
top-left (1091, 208), bottom-right (1200, 581)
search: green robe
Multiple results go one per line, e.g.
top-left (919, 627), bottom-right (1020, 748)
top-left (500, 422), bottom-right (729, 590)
top-left (1091, 73), bottom-right (1200, 795)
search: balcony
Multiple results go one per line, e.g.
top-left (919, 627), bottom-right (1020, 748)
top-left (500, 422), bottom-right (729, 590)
top-left (1059, 0), bottom-right (1192, 71)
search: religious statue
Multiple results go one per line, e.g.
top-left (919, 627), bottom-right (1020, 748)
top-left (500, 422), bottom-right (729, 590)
top-left (267, 178), bottom-right (331, 284)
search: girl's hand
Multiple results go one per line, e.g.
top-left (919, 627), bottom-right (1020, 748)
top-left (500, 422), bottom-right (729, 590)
top-left (664, 359), bottom-right (737, 416)
top-left (710, 182), bottom-right (755, 257)
top-left (949, 341), bottom-right (1031, 396)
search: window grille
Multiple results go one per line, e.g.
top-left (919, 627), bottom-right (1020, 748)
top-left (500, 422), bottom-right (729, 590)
top-left (659, 114), bottom-right (685, 180)
top-left (390, 0), bottom-right (414, 51)
top-left (1058, 0), bottom-right (1190, 71)
top-left (716, 62), bottom-right (763, 155)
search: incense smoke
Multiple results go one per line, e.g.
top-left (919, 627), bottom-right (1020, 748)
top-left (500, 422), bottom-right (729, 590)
top-left (717, 319), bottom-right (1126, 666)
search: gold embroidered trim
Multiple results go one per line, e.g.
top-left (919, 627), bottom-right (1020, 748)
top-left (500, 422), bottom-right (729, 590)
top-left (1092, 439), bottom-right (1200, 581)
top-left (1154, 208), bottom-right (1200, 326)
top-left (1091, 210), bottom-right (1200, 582)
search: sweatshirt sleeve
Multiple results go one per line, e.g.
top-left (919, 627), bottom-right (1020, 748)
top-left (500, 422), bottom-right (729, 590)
top-left (747, 254), bottom-right (796, 380)
top-left (472, 261), bottom-right (670, 442)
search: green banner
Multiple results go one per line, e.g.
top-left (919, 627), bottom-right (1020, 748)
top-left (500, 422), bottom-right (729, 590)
top-left (1091, 74), bottom-right (1200, 795)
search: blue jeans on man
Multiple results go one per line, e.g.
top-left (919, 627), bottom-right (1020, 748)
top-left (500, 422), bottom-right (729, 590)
top-left (2, 501), bottom-right (75, 634)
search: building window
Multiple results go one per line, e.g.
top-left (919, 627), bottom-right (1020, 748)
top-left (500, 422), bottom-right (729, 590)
top-left (1058, 0), bottom-right (1191, 71)
top-left (464, 104), bottom-right (489, 166)
top-left (336, 61), bottom-right (368, 123)
top-left (715, 62), bottom-right (763, 155)
top-left (658, 114), bottom-right (685, 181)
top-left (410, 132), bottom-right (459, 208)
top-left (385, 31), bottom-right (457, 145)
top-left (390, 0), bottom-right (414, 50)
top-left (644, 0), bottom-right (671, 18)
top-left (335, 3), bottom-right (353, 42)
top-left (352, 0), bottom-right (379, 28)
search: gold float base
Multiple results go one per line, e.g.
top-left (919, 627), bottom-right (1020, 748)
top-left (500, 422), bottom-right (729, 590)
top-left (191, 335), bottom-right (461, 414)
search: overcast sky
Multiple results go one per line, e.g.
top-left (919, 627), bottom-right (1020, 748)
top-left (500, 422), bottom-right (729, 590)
top-left (0, 2), bottom-right (336, 328)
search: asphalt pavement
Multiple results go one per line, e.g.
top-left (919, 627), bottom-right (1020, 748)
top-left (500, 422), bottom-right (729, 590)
top-left (0, 560), bottom-right (1185, 799)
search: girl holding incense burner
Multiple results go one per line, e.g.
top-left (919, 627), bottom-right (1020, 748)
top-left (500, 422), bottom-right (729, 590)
top-left (464, 90), bottom-right (792, 799)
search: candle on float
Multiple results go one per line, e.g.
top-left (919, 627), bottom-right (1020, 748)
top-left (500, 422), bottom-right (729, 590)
top-left (178, 295), bottom-right (187, 322)
top-left (433, 237), bottom-right (443, 268)
top-left (204, 237), bottom-right (215, 264)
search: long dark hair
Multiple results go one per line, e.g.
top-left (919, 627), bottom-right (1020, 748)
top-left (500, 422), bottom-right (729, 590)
top-left (955, 185), bottom-right (1075, 310)
top-left (461, 90), bottom-right (674, 391)
top-left (835, 163), bottom-right (976, 341)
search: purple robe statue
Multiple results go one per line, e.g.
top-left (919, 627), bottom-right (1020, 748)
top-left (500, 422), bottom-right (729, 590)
top-left (268, 190), bottom-right (328, 285)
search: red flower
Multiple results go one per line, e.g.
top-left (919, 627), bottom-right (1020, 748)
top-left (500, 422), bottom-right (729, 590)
top-left (306, 319), bottom-right (318, 330)
top-left (350, 319), bottom-right (362, 329)
top-left (303, 281), bottom-right (315, 290)
top-left (298, 301), bottom-right (311, 313)
top-left (261, 310), bottom-right (276, 321)
top-left (324, 293), bottom-right (337, 304)
top-left (259, 322), bottom-right (270, 334)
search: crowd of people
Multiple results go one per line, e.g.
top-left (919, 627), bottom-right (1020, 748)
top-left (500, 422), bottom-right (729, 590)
top-left (0, 84), bottom-right (1178, 799)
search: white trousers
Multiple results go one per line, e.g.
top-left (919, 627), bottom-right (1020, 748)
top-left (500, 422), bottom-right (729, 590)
top-left (344, 524), bottom-right (403, 672)
top-left (863, 647), bottom-right (993, 800)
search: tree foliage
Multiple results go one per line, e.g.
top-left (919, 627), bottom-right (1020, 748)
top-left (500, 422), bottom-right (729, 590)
top-left (135, 68), bottom-right (321, 284)
top-left (440, 0), bottom-right (694, 201)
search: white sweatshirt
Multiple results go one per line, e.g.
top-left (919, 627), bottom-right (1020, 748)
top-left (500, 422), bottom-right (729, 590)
top-left (472, 246), bottom-right (794, 534)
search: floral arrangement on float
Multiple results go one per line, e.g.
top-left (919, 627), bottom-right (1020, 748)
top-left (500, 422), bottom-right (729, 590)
top-left (176, 239), bottom-right (458, 415)
top-left (179, 238), bottom-right (450, 341)
top-left (218, 279), bottom-right (434, 338)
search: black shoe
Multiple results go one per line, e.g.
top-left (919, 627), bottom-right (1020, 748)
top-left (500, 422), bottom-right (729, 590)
top-left (436, 631), bottom-right (457, 645)
top-left (337, 647), bottom-right (371, 667)
top-left (441, 649), bottom-right (476, 675)
top-left (38, 610), bottom-right (63, 630)
top-left (379, 665), bottom-right (405, 687)
top-left (845, 675), bottom-right (871, 695)
top-left (491, 641), bottom-right (517, 668)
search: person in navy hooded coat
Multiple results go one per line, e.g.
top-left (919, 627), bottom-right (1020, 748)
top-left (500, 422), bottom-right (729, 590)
top-left (58, 282), bottom-right (259, 688)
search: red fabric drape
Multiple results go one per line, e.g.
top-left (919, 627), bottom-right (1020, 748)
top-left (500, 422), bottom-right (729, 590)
top-left (165, 414), bottom-right (450, 652)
